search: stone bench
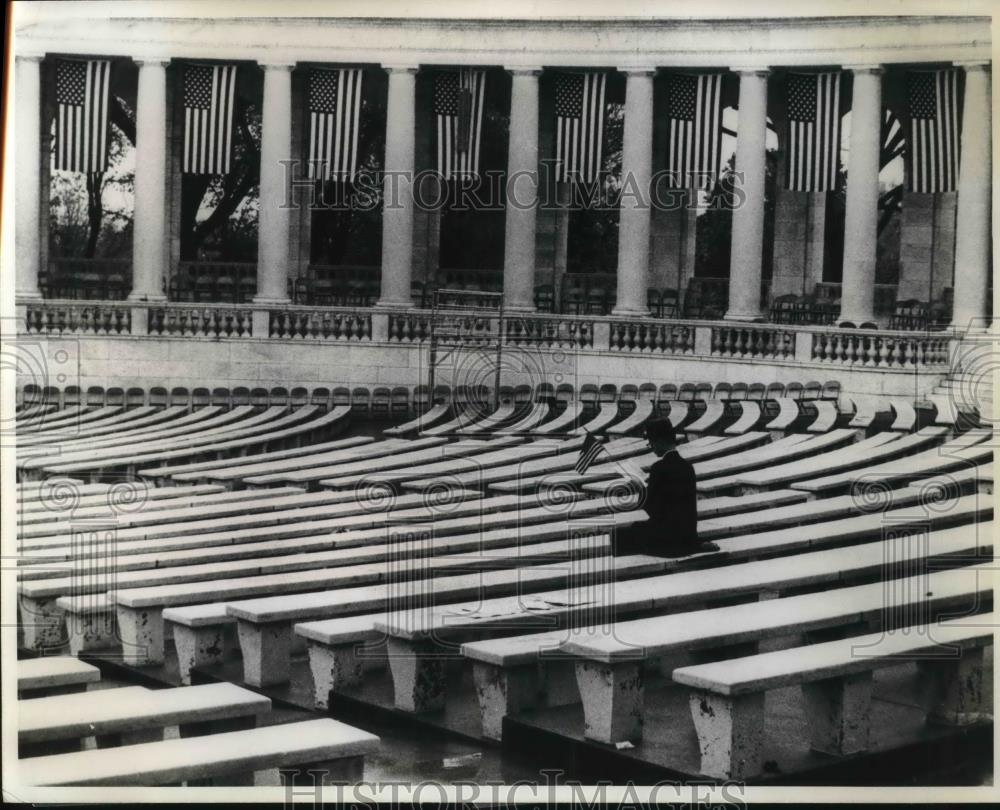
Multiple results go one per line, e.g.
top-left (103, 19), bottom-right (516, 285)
top-left (673, 613), bottom-right (995, 779)
top-left (225, 552), bottom-right (664, 689)
top-left (694, 429), bottom-right (863, 495)
top-left (788, 430), bottom-right (991, 496)
top-left (322, 436), bottom-right (580, 490)
top-left (889, 398), bottom-right (918, 432)
top-left (17, 483), bottom-right (229, 525)
top-left (732, 427), bottom-right (948, 494)
top-left (33, 406), bottom-right (331, 479)
top-left (455, 401), bottom-right (519, 433)
top-left (245, 436), bottom-right (523, 487)
top-left (606, 398), bottom-right (654, 436)
top-left (17, 717), bottom-right (379, 787)
top-left (19, 682), bottom-right (270, 752)
top-left (17, 405), bottom-right (187, 448)
top-left (488, 432), bottom-right (770, 495)
top-left (761, 398), bottom-right (800, 435)
top-left (17, 656), bottom-right (100, 697)
top-left (372, 502), bottom-right (990, 717)
top-left (62, 523), bottom-right (619, 665)
top-left (532, 401), bottom-right (584, 435)
top-left (561, 563), bottom-right (991, 747)
top-left (569, 402), bottom-right (622, 435)
top-left (723, 401), bottom-right (762, 435)
top-left (401, 437), bottom-right (645, 492)
top-left (384, 402), bottom-right (452, 436)
top-left (494, 402), bottom-right (554, 434)
top-left (459, 523), bottom-right (991, 738)
top-left (804, 399), bottom-right (840, 433)
top-left (683, 399), bottom-right (728, 434)
top-left (139, 435), bottom-right (376, 484)
top-left (20, 406), bottom-right (273, 474)
top-left (419, 405), bottom-right (492, 436)
top-left (581, 484), bottom-right (810, 519)
top-left (19, 485), bottom-right (312, 537)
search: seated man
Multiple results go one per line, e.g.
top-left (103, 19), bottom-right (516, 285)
top-left (612, 417), bottom-right (719, 558)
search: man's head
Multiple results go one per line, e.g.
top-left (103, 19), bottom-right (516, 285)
top-left (645, 416), bottom-right (677, 457)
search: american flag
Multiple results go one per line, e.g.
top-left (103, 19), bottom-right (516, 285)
top-left (907, 69), bottom-right (960, 193)
top-left (54, 59), bottom-right (111, 173)
top-left (785, 72), bottom-right (842, 192)
top-left (665, 73), bottom-right (723, 189)
top-left (183, 63), bottom-right (238, 174)
top-left (435, 69), bottom-right (486, 179)
top-left (555, 72), bottom-right (606, 183)
top-left (308, 68), bottom-right (364, 181)
top-left (574, 433), bottom-right (608, 474)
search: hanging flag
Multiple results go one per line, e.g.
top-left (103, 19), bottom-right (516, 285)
top-left (434, 69), bottom-right (486, 179)
top-left (574, 432), bottom-right (608, 475)
top-left (665, 72), bottom-right (723, 189)
top-left (308, 68), bottom-right (364, 181)
top-left (906, 69), bottom-right (960, 193)
top-left (785, 72), bottom-right (842, 192)
top-left (555, 72), bottom-right (607, 183)
top-left (54, 59), bottom-right (111, 173)
top-left (183, 63), bottom-right (238, 174)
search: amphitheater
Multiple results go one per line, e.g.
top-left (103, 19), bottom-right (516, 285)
top-left (5, 4), bottom-right (996, 797)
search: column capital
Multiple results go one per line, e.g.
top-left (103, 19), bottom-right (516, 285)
top-left (259, 60), bottom-right (296, 71)
top-left (842, 64), bottom-right (884, 74)
top-left (619, 66), bottom-right (658, 77)
top-left (954, 60), bottom-right (991, 71)
top-left (15, 52), bottom-right (45, 63)
top-left (382, 63), bottom-right (420, 74)
top-left (505, 66), bottom-right (543, 76)
top-left (730, 66), bottom-right (771, 76)
top-left (134, 56), bottom-right (171, 68)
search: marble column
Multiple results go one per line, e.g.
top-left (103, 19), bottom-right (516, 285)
top-left (16, 54), bottom-right (44, 299)
top-left (613, 68), bottom-right (656, 316)
top-left (377, 65), bottom-right (419, 308)
top-left (129, 58), bottom-right (170, 302)
top-left (838, 65), bottom-right (883, 326)
top-left (951, 61), bottom-right (992, 330)
top-left (503, 67), bottom-right (542, 312)
top-left (725, 68), bottom-right (770, 321)
top-left (255, 62), bottom-right (294, 303)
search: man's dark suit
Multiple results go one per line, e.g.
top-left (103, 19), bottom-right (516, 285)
top-left (614, 449), bottom-right (699, 557)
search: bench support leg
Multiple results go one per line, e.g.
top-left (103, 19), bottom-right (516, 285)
top-left (926, 647), bottom-right (990, 725)
top-left (801, 671), bottom-right (873, 755)
top-left (473, 662), bottom-right (539, 740)
top-left (282, 755), bottom-right (365, 786)
top-left (19, 596), bottom-right (68, 651)
top-left (173, 623), bottom-right (231, 685)
top-left (238, 620), bottom-right (292, 687)
top-left (387, 637), bottom-right (447, 713)
top-left (116, 605), bottom-right (165, 665)
top-left (689, 690), bottom-right (764, 780)
top-left (575, 660), bottom-right (644, 744)
top-left (308, 642), bottom-right (363, 710)
top-left (65, 608), bottom-right (117, 655)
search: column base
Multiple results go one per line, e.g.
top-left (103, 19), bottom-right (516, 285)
top-left (374, 298), bottom-right (414, 309)
top-left (611, 307), bottom-right (650, 317)
top-left (15, 289), bottom-right (43, 301)
top-left (504, 303), bottom-right (537, 314)
top-left (724, 311), bottom-right (765, 322)
top-left (252, 296), bottom-right (290, 305)
top-left (127, 292), bottom-right (168, 303)
top-left (836, 311), bottom-right (876, 328)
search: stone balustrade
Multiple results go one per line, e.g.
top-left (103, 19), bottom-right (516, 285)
top-left (17, 298), bottom-right (958, 371)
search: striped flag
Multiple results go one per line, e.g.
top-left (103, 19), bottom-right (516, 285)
top-left (435, 69), bottom-right (486, 179)
top-left (906, 69), bottom-right (960, 193)
top-left (555, 72), bottom-right (607, 183)
top-left (182, 63), bottom-right (238, 174)
top-left (665, 73), bottom-right (723, 189)
top-left (53, 59), bottom-right (111, 173)
top-left (575, 433), bottom-right (608, 474)
top-left (785, 72), bottom-right (842, 192)
top-left (308, 68), bottom-right (364, 181)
